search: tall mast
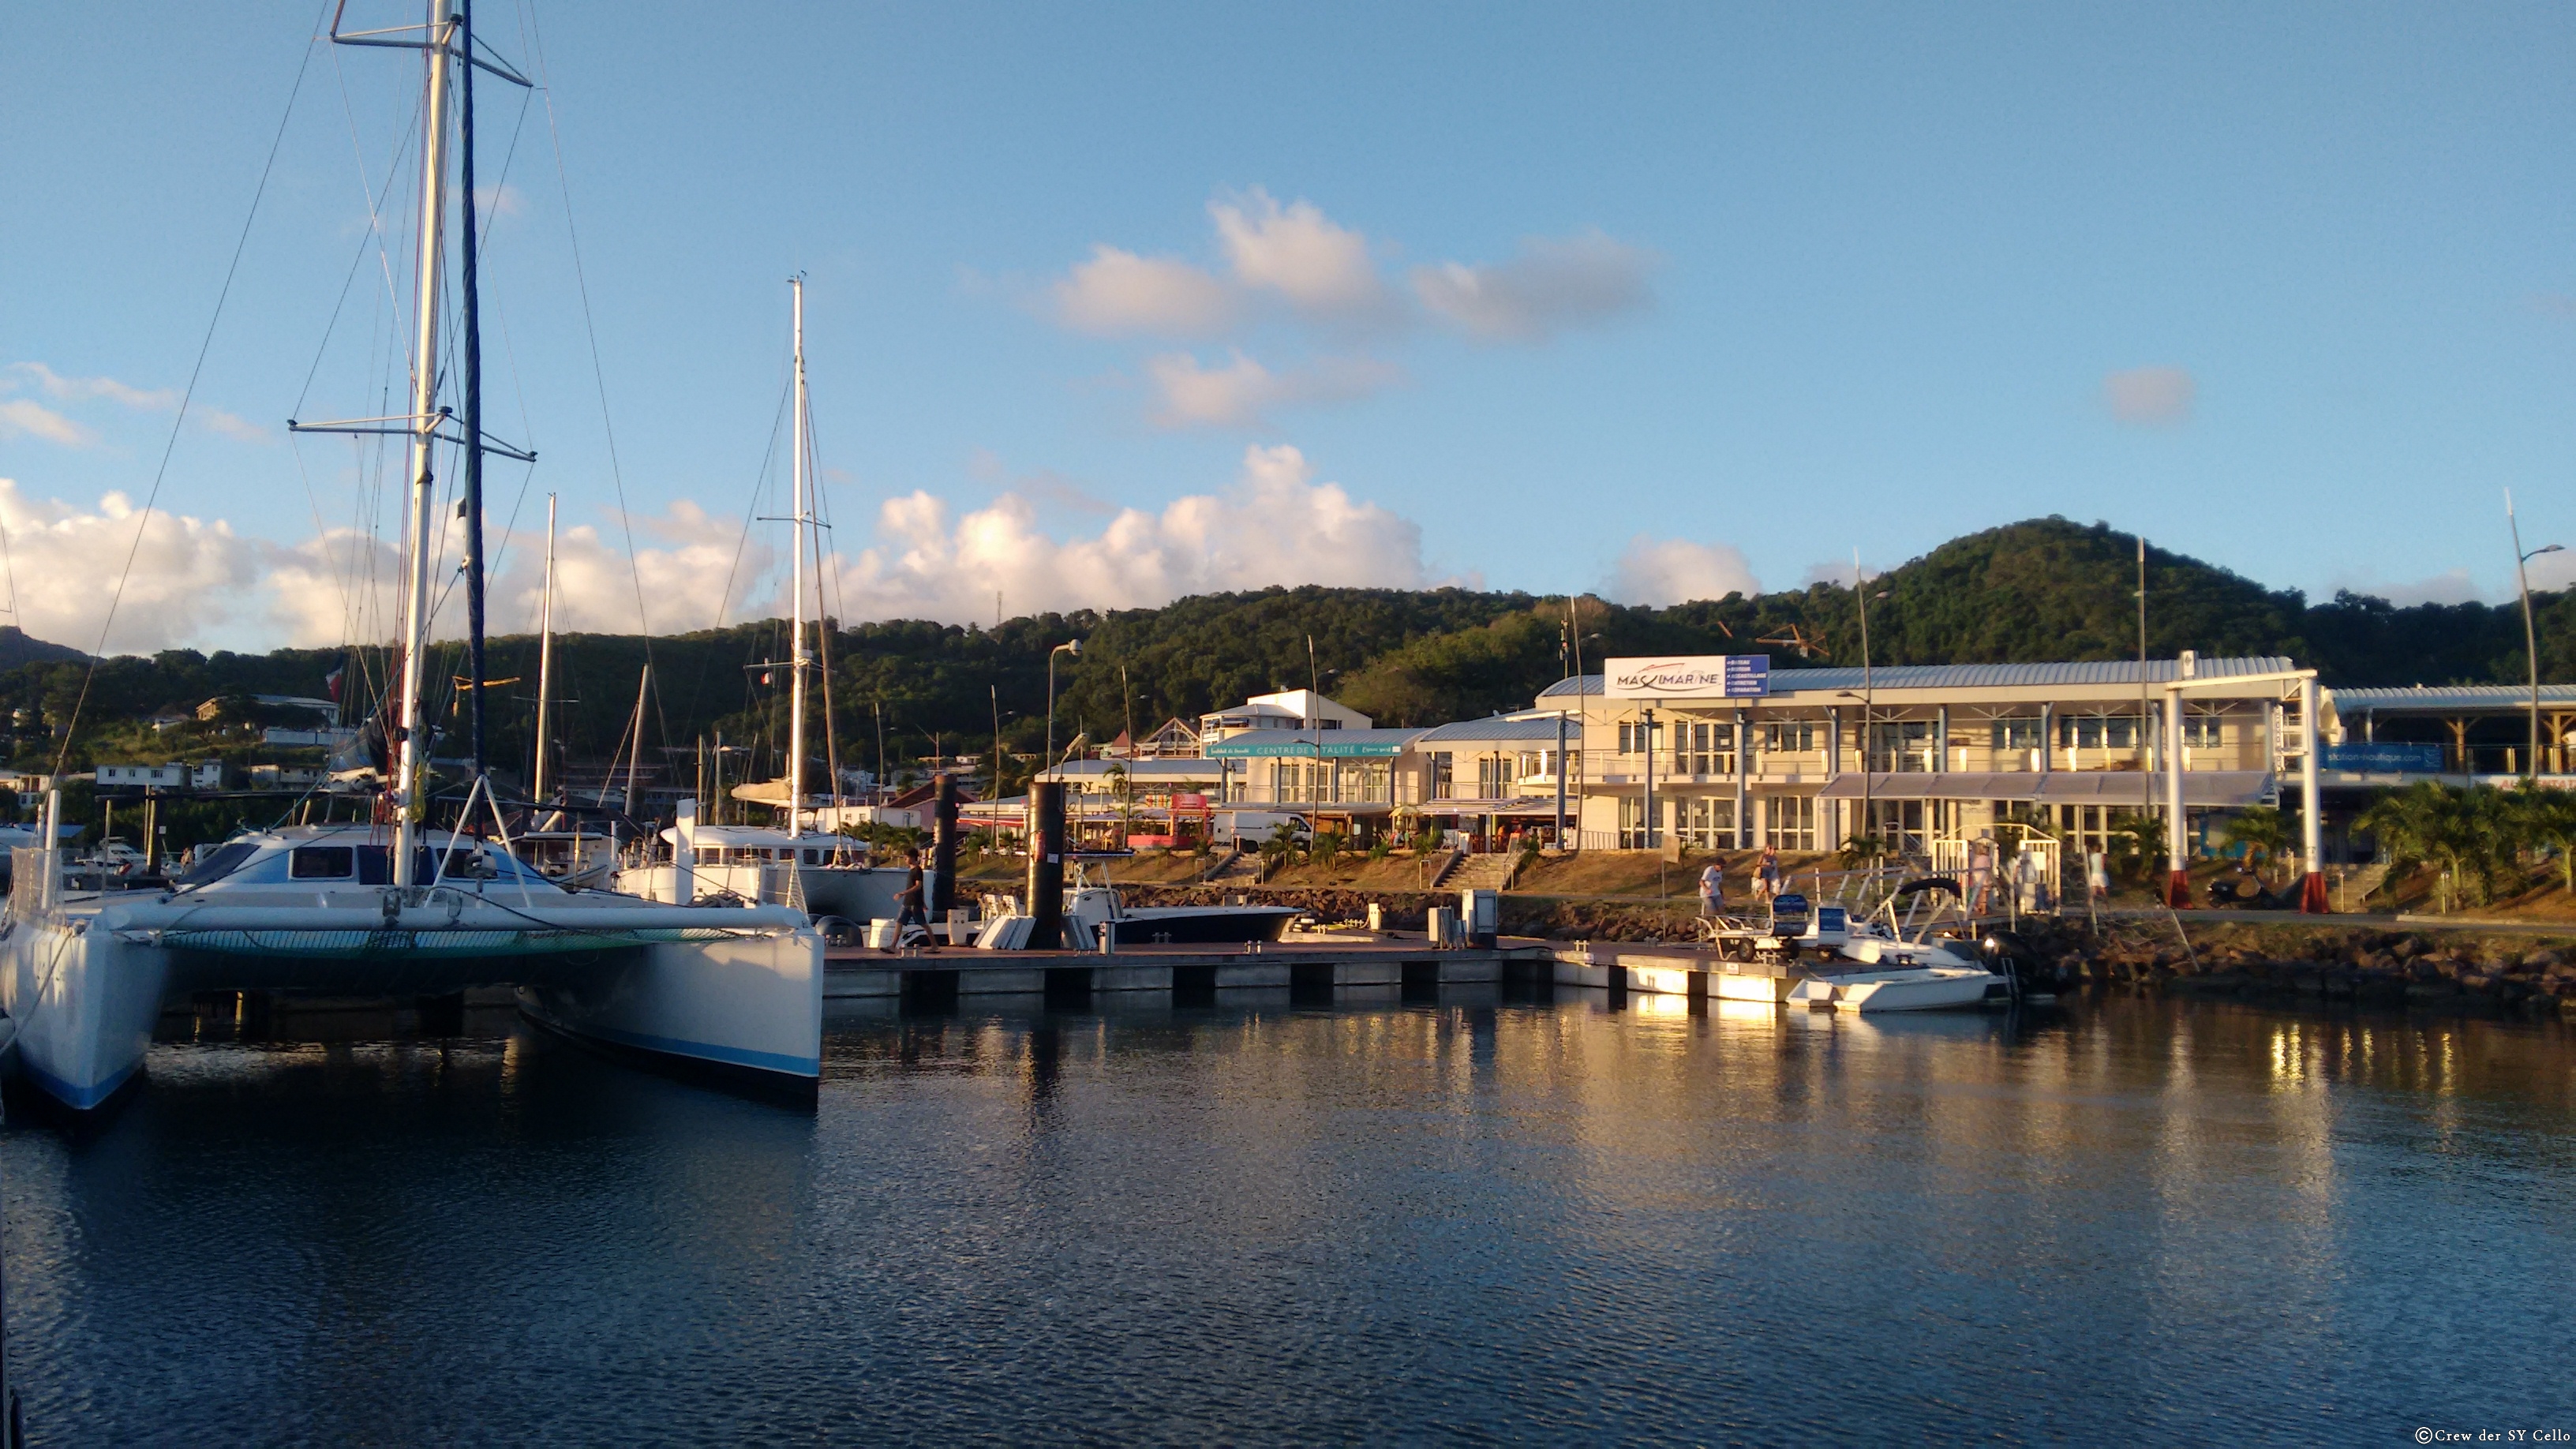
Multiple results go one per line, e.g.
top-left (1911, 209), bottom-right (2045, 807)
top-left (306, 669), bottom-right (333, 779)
top-left (534, 492), bottom-right (556, 803)
top-left (392, 0), bottom-right (457, 887)
top-left (459, 0), bottom-right (489, 784)
top-left (788, 275), bottom-right (810, 838)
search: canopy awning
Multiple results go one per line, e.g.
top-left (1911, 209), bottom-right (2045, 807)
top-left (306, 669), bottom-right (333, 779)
top-left (1814, 770), bottom-right (2275, 807)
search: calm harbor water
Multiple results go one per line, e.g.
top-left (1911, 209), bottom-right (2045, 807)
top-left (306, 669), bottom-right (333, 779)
top-left (2, 989), bottom-right (2572, 1445)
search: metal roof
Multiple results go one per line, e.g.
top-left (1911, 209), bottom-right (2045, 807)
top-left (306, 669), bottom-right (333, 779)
top-left (2328, 684), bottom-right (2576, 713)
top-left (1201, 727), bottom-right (1425, 758)
top-left (1415, 717), bottom-right (1570, 743)
top-left (1037, 758), bottom-right (1224, 779)
top-left (1538, 657), bottom-right (2301, 699)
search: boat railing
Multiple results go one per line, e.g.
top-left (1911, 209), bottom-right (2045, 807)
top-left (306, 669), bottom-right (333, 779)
top-left (7, 848), bottom-right (58, 921)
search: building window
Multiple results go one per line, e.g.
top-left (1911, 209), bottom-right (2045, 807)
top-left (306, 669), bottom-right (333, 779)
top-left (1866, 721), bottom-right (1934, 772)
top-left (1476, 756), bottom-right (1512, 799)
top-left (1767, 794), bottom-right (1817, 851)
top-left (1618, 721), bottom-right (1664, 754)
top-left (1618, 795), bottom-right (1654, 849)
top-left (1427, 752), bottom-right (1454, 799)
top-left (1991, 717), bottom-right (2043, 751)
top-left (1763, 721), bottom-right (1815, 754)
top-left (2182, 715), bottom-right (2223, 749)
top-left (2059, 715), bottom-right (2143, 751)
top-left (1676, 795), bottom-right (1735, 848)
top-left (1668, 721), bottom-right (1734, 776)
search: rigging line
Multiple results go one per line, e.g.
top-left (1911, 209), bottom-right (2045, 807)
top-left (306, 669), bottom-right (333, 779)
top-left (309, 50), bottom-right (423, 415)
top-left (50, 13), bottom-right (328, 778)
top-left (524, 5), bottom-right (662, 736)
top-left (328, 40), bottom-right (417, 343)
top-left (683, 370), bottom-right (792, 736)
top-left (286, 436), bottom-right (360, 640)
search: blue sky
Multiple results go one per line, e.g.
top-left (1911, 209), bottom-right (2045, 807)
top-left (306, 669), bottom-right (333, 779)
top-left (3, 2), bottom-right (2573, 653)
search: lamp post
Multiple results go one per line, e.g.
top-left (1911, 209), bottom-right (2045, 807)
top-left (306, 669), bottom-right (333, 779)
top-left (1045, 639), bottom-right (1080, 773)
top-left (2508, 489), bottom-right (2562, 778)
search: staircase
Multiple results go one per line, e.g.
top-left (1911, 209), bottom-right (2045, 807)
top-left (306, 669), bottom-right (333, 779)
top-left (1442, 852), bottom-right (1518, 893)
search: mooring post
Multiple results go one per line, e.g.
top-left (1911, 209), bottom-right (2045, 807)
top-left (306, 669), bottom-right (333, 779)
top-left (1028, 781), bottom-right (1066, 949)
top-left (930, 773), bottom-right (958, 920)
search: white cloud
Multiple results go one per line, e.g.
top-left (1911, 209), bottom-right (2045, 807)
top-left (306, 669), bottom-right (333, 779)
top-left (9, 361), bottom-right (177, 411)
top-left (1209, 188), bottom-right (1387, 319)
top-left (0, 477), bottom-right (264, 652)
top-left (1144, 350), bottom-right (1402, 429)
top-left (1050, 245), bottom-right (1238, 339)
top-left (825, 444), bottom-right (1428, 622)
top-left (1608, 535), bottom-right (1762, 606)
top-left (2103, 365), bottom-right (2196, 426)
top-left (0, 399), bottom-right (95, 448)
top-left (1412, 231), bottom-right (1657, 343)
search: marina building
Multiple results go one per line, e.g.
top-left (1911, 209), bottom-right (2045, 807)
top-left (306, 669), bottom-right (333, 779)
top-left (1533, 654), bottom-right (2320, 874)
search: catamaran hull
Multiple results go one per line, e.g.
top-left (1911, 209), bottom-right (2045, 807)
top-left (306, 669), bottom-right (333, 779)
top-left (517, 930), bottom-right (823, 1083)
top-left (2, 919), bottom-right (170, 1110)
top-left (0, 896), bottom-right (826, 1111)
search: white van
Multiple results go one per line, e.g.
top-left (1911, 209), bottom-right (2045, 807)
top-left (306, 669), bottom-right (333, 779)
top-left (1211, 809), bottom-right (1311, 848)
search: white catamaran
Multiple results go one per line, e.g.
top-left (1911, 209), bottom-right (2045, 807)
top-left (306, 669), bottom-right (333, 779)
top-left (0, 0), bottom-right (822, 1111)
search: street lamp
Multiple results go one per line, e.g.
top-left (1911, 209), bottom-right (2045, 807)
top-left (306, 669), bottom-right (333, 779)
top-left (1045, 639), bottom-right (1081, 774)
top-left (2510, 489), bottom-right (2562, 778)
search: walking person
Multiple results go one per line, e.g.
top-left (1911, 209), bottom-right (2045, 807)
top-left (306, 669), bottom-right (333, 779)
top-left (1698, 858), bottom-right (1725, 917)
top-left (1756, 844), bottom-right (1781, 903)
top-left (895, 852), bottom-right (935, 952)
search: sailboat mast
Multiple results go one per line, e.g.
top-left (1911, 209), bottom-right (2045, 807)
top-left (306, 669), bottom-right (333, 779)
top-left (534, 492), bottom-right (556, 803)
top-left (788, 275), bottom-right (810, 838)
top-left (459, 0), bottom-right (489, 784)
top-left (392, 0), bottom-right (457, 888)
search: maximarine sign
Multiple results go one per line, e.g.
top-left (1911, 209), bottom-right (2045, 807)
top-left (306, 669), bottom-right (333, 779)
top-left (1604, 655), bottom-right (1771, 699)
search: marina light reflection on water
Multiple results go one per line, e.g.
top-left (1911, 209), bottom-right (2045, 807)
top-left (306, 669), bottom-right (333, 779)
top-left (2, 992), bottom-right (2573, 1444)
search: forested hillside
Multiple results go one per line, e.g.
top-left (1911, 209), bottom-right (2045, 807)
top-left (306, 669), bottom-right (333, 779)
top-left (1, 517), bottom-right (2567, 784)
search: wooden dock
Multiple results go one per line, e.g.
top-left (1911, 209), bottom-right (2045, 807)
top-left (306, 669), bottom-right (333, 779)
top-left (818, 930), bottom-right (1827, 1005)
top-left (822, 930), bottom-right (1555, 1002)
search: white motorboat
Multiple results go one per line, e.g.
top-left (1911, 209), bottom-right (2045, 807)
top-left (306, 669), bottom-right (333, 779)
top-left (1792, 876), bottom-right (2004, 1012)
top-left (2, 822), bottom-right (818, 1110)
top-left (1786, 960), bottom-right (1999, 1013)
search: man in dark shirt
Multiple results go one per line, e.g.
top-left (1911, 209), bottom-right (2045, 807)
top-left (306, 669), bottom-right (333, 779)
top-left (896, 853), bottom-right (934, 951)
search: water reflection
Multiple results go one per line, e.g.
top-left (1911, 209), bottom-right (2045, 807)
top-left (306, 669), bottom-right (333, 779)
top-left (2, 994), bottom-right (2571, 1443)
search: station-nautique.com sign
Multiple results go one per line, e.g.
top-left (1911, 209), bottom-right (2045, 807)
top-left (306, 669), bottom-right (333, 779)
top-left (1603, 655), bottom-right (1772, 699)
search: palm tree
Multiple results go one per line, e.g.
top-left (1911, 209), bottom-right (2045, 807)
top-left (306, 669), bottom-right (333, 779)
top-left (2219, 805), bottom-right (2292, 883)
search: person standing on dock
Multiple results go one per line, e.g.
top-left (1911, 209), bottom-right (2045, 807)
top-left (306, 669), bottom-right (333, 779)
top-left (897, 853), bottom-right (935, 952)
top-left (1698, 859), bottom-right (1724, 917)
top-left (1755, 844), bottom-right (1781, 903)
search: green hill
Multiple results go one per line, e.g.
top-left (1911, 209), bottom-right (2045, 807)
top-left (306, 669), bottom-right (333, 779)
top-left (0, 517), bottom-right (2563, 783)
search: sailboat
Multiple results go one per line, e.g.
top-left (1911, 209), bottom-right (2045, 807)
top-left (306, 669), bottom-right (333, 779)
top-left (612, 278), bottom-right (912, 926)
top-left (0, 0), bottom-right (822, 1111)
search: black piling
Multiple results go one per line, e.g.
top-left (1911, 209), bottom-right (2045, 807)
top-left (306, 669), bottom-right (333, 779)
top-left (930, 773), bottom-right (958, 919)
top-left (1027, 781), bottom-right (1066, 949)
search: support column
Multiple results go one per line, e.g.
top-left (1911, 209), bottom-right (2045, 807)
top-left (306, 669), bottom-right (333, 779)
top-left (1826, 706), bottom-right (1844, 853)
top-left (2299, 674), bottom-right (2328, 913)
top-left (930, 772), bottom-right (958, 919)
top-left (1027, 781), bottom-right (1066, 948)
top-left (2162, 687), bottom-right (2189, 907)
top-left (2039, 702), bottom-right (2053, 773)
top-left (1733, 706), bottom-right (1751, 850)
